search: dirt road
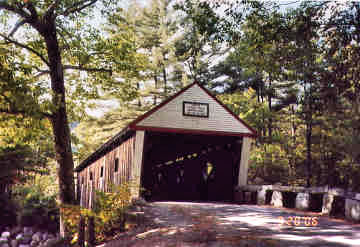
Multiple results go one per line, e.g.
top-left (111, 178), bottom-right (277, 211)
top-left (103, 201), bottom-right (360, 247)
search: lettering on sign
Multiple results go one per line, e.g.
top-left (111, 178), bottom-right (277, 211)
top-left (183, 101), bottom-right (209, 118)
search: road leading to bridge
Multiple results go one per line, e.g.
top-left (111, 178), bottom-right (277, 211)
top-left (104, 201), bottom-right (360, 247)
top-left (145, 201), bottom-right (360, 246)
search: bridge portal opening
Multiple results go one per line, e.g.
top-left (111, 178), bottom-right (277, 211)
top-left (141, 131), bottom-right (242, 202)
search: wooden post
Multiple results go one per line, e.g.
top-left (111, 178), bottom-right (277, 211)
top-left (131, 130), bottom-right (145, 198)
top-left (78, 216), bottom-right (85, 247)
top-left (87, 216), bottom-right (95, 247)
top-left (238, 137), bottom-right (252, 186)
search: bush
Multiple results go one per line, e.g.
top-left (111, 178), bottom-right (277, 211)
top-left (62, 182), bottom-right (134, 244)
top-left (13, 185), bottom-right (59, 233)
top-left (0, 193), bottom-right (17, 231)
top-left (93, 182), bottom-right (132, 238)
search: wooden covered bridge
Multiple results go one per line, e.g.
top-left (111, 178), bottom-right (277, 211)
top-left (75, 82), bottom-right (257, 207)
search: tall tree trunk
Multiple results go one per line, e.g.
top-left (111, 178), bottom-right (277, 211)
top-left (305, 109), bottom-right (313, 187)
top-left (153, 74), bottom-right (158, 105)
top-left (289, 105), bottom-right (297, 179)
top-left (268, 80), bottom-right (273, 141)
top-left (43, 22), bottom-right (75, 238)
top-left (162, 67), bottom-right (167, 95)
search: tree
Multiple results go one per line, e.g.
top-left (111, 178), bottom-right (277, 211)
top-left (74, 0), bottom-right (184, 161)
top-left (174, 0), bottom-right (227, 84)
top-left (0, 0), bottom-right (139, 237)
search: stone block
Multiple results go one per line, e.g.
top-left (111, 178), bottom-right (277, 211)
top-left (32, 233), bottom-right (42, 243)
top-left (345, 199), bottom-right (360, 222)
top-left (1, 232), bottom-right (10, 239)
top-left (296, 193), bottom-right (310, 210)
top-left (29, 240), bottom-right (37, 247)
top-left (322, 193), bottom-right (334, 215)
top-left (10, 240), bottom-right (18, 247)
top-left (257, 188), bottom-right (267, 205)
top-left (271, 191), bottom-right (283, 207)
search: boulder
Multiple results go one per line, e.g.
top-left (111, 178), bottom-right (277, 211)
top-left (296, 193), bottom-right (310, 210)
top-left (30, 240), bottom-right (38, 247)
top-left (10, 240), bottom-right (18, 247)
top-left (32, 233), bottom-right (42, 243)
top-left (10, 239), bottom-right (19, 247)
top-left (43, 238), bottom-right (58, 247)
top-left (0, 238), bottom-right (8, 244)
top-left (1, 232), bottom-right (10, 239)
top-left (41, 234), bottom-right (47, 242)
top-left (271, 191), bottom-right (283, 207)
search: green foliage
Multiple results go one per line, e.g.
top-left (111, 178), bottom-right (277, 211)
top-left (0, 193), bottom-right (17, 230)
top-left (60, 204), bottom-right (92, 242)
top-left (92, 182), bottom-right (132, 238)
top-left (62, 182), bottom-right (133, 244)
top-left (12, 184), bottom-right (59, 232)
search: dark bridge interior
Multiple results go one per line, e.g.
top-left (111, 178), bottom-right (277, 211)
top-left (141, 131), bottom-right (242, 202)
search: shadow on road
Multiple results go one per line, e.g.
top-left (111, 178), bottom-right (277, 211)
top-left (151, 202), bottom-right (360, 246)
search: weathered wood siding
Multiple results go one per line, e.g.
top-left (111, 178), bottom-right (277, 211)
top-left (136, 84), bottom-right (253, 135)
top-left (78, 135), bottom-right (135, 208)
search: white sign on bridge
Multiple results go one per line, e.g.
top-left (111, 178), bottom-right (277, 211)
top-left (183, 101), bottom-right (209, 118)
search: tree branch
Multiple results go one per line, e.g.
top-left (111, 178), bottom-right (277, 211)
top-left (62, 0), bottom-right (98, 17)
top-left (0, 107), bottom-right (53, 119)
top-left (63, 65), bottom-right (112, 73)
top-left (0, 2), bottom-right (30, 19)
top-left (25, 2), bottom-right (38, 20)
top-left (8, 19), bottom-right (27, 37)
top-left (0, 33), bottom-right (50, 67)
top-left (34, 69), bottom-right (50, 78)
top-left (35, 65), bottom-right (112, 76)
top-left (45, 0), bottom-right (61, 19)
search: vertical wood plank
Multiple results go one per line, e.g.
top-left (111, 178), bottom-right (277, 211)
top-left (131, 131), bottom-right (145, 198)
top-left (238, 137), bottom-right (252, 186)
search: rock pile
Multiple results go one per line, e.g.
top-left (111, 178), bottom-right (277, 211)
top-left (0, 227), bottom-right (64, 247)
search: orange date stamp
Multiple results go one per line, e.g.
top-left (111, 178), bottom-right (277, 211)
top-left (278, 216), bottom-right (318, 227)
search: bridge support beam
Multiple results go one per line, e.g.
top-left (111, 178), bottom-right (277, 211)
top-left (131, 130), bottom-right (145, 198)
top-left (238, 137), bottom-right (252, 186)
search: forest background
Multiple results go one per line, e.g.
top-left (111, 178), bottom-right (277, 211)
top-left (1, 0), bottom-right (360, 236)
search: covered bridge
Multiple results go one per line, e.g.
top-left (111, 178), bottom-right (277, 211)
top-left (75, 82), bottom-right (257, 207)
